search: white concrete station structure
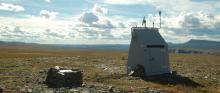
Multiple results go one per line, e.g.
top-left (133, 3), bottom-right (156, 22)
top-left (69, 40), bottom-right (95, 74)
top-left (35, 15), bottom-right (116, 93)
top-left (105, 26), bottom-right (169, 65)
top-left (127, 11), bottom-right (171, 76)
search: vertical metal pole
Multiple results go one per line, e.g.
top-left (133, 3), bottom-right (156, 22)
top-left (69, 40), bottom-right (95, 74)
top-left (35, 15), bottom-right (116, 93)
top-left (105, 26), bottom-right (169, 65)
top-left (142, 16), bottom-right (146, 28)
top-left (144, 16), bottom-right (146, 28)
top-left (153, 22), bottom-right (154, 28)
top-left (159, 11), bottom-right (161, 28)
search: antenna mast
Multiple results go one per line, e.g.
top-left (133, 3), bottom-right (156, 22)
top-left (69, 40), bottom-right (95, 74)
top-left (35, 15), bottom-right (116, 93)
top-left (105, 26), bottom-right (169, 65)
top-left (159, 11), bottom-right (161, 28)
top-left (142, 16), bottom-right (146, 28)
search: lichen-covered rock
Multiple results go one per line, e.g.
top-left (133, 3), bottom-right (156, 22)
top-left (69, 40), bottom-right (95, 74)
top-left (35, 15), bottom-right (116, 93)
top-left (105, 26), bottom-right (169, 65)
top-left (46, 66), bottom-right (83, 88)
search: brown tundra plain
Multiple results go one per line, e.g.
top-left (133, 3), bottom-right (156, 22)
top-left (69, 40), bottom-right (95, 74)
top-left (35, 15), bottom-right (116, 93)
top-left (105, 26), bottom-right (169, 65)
top-left (0, 45), bottom-right (220, 93)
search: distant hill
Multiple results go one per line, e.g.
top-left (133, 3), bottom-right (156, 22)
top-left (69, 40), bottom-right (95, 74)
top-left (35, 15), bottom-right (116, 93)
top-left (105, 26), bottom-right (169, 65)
top-left (41, 44), bottom-right (129, 50)
top-left (0, 41), bottom-right (37, 45)
top-left (0, 39), bottom-right (220, 50)
top-left (0, 41), bottom-right (129, 50)
top-left (168, 39), bottom-right (220, 50)
top-left (183, 39), bottom-right (220, 49)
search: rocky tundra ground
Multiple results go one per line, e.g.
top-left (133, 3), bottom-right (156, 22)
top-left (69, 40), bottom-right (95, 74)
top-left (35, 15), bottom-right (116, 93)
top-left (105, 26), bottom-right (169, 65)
top-left (0, 49), bottom-right (220, 93)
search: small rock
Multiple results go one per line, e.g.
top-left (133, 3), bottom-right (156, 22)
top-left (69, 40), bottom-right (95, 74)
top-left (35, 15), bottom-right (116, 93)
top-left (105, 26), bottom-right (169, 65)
top-left (145, 88), bottom-right (162, 93)
top-left (24, 85), bottom-right (29, 88)
top-left (69, 89), bottom-right (80, 93)
top-left (26, 80), bottom-right (31, 83)
top-left (20, 88), bottom-right (26, 92)
top-left (43, 89), bottom-right (54, 93)
top-left (82, 83), bottom-right (86, 87)
top-left (39, 70), bottom-right (45, 73)
top-left (37, 79), bottom-right (44, 84)
top-left (88, 85), bottom-right (94, 88)
top-left (104, 68), bottom-right (108, 70)
top-left (82, 89), bottom-right (90, 93)
top-left (27, 89), bottom-right (33, 93)
top-left (108, 86), bottom-right (114, 92)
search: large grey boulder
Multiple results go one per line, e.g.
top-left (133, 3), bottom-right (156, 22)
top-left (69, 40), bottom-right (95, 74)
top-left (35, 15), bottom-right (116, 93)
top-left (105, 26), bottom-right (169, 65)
top-left (46, 66), bottom-right (83, 88)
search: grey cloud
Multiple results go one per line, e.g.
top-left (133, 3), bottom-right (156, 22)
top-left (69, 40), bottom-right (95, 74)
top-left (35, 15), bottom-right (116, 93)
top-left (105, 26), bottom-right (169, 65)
top-left (189, 27), bottom-right (220, 35)
top-left (0, 25), bottom-right (41, 41)
top-left (0, 3), bottom-right (25, 12)
top-left (13, 26), bottom-right (25, 34)
top-left (181, 14), bottom-right (201, 28)
top-left (182, 14), bottom-right (220, 36)
top-left (79, 12), bottom-right (114, 29)
top-left (79, 12), bottom-right (99, 25)
top-left (40, 10), bottom-right (59, 19)
top-left (162, 13), bottom-right (220, 42)
top-left (92, 20), bottom-right (114, 29)
top-left (92, 5), bottom-right (108, 14)
top-left (118, 22), bottom-right (126, 28)
top-left (74, 12), bottom-right (118, 39)
top-left (44, 29), bottom-right (65, 39)
top-left (69, 25), bottom-right (118, 40)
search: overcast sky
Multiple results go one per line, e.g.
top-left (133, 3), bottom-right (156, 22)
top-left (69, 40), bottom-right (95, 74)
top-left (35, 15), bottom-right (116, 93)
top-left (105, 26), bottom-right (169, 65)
top-left (0, 0), bottom-right (220, 44)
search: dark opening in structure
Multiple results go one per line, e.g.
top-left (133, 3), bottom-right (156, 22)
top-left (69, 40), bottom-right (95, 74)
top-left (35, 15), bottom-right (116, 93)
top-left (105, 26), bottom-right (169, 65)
top-left (147, 45), bottom-right (164, 48)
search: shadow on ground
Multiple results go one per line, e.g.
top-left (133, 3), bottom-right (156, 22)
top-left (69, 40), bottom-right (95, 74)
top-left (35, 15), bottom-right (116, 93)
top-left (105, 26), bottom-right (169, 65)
top-left (98, 73), bottom-right (202, 88)
top-left (143, 73), bottom-right (202, 87)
